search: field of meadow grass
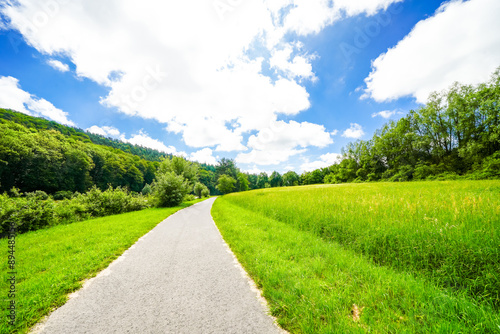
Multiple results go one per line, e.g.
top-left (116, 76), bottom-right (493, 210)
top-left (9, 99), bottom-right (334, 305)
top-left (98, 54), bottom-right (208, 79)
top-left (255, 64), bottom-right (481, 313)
top-left (0, 199), bottom-right (204, 334)
top-left (211, 180), bottom-right (500, 333)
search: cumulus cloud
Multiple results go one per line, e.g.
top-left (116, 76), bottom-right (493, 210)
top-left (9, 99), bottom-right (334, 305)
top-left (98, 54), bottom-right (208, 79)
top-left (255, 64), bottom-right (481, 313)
top-left (86, 125), bottom-right (122, 138)
top-left (86, 125), bottom-right (184, 156)
top-left (189, 148), bottom-right (218, 165)
top-left (1, 0), bottom-right (400, 158)
top-left (371, 109), bottom-right (403, 119)
top-left (236, 120), bottom-right (333, 165)
top-left (269, 44), bottom-right (316, 80)
top-left (342, 123), bottom-right (365, 139)
top-left (300, 152), bottom-right (342, 172)
top-left (47, 59), bottom-right (69, 72)
top-left (126, 130), bottom-right (185, 156)
top-left (0, 75), bottom-right (75, 126)
top-left (364, 0), bottom-right (500, 103)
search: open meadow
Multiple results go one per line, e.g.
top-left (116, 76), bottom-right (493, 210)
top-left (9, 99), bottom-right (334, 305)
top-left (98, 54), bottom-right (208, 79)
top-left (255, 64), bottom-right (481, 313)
top-left (211, 181), bottom-right (500, 333)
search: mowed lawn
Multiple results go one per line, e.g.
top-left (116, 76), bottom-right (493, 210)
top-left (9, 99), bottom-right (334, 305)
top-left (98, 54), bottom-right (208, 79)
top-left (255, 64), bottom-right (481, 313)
top-left (0, 199), bottom-right (204, 334)
top-left (211, 181), bottom-right (500, 333)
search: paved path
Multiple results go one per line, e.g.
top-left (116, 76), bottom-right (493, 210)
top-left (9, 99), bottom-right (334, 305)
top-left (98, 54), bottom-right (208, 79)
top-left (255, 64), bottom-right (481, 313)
top-left (34, 198), bottom-right (284, 334)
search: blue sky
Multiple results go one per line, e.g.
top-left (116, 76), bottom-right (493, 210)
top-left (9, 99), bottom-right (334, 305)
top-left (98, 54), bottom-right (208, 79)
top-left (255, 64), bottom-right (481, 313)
top-left (1, 0), bottom-right (499, 174)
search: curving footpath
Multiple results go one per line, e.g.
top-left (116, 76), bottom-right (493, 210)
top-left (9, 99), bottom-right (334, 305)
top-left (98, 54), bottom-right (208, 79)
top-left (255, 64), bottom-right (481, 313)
top-left (33, 198), bottom-right (285, 334)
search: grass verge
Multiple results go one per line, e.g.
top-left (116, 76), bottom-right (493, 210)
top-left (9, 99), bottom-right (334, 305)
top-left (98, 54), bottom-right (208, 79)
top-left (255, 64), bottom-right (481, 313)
top-left (211, 183), bottom-right (500, 333)
top-left (1, 199), bottom-right (205, 334)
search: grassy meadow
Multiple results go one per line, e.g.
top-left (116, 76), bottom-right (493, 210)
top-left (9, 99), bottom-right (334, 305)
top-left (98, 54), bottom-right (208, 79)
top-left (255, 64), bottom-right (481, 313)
top-left (0, 199), bottom-right (204, 334)
top-left (211, 181), bottom-right (500, 333)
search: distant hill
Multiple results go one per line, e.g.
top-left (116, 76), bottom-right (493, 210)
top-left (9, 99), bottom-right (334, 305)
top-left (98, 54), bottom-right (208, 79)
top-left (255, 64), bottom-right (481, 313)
top-left (0, 108), bottom-right (171, 162)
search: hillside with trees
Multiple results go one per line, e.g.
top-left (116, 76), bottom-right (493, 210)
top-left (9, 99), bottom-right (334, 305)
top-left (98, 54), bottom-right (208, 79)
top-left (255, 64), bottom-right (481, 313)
top-left (1, 69), bottom-right (499, 199)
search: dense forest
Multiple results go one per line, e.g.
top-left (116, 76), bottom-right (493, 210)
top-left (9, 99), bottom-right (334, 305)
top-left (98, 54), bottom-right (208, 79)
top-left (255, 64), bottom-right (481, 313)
top-left (1, 69), bottom-right (499, 198)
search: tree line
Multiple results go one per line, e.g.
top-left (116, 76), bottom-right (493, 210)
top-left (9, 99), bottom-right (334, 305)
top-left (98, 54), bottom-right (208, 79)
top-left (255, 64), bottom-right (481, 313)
top-left (1, 68), bottom-right (499, 198)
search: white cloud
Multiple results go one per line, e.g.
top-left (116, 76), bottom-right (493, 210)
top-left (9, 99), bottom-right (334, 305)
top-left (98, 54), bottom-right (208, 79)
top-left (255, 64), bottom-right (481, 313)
top-left (0, 76), bottom-right (75, 126)
top-left (47, 59), bottom-right (69, 72)
top-left (86, 125), bottom-right (122, 138)
top-left (300, 152), bottom-right (342, 172)
top-left (371, 109), bottom-right (403, 119)
top-left (364, 0), bottom-right (500, 103)
top-left (331, 129), bottom-right (339, 136)
top-left (189, 148), bottom-right (218, 165)
top-left (269, 44), bottom-right (316, 80)
top-left (125, 130), bottom-right (185, 156)
top-left (86, 125), bottom-right (185, 156)
top-left (236, 120), bottom-right (333, 165)
top-left (342, 123), bottom-right (365, 139)
top-left (334, 0), bottom-right (403, 17)
top-left (1, 0), bottom-right (401, 158)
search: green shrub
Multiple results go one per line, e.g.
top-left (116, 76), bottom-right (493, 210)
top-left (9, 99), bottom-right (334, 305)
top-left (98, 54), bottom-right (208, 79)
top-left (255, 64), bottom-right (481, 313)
top-left (8, 187), bottom-right (21, 198)
top-left (75, 186), bottom-right (149, 217)
top-left (1, 186), bottom-right (150, 237)
top-left (0, 195), bottom-right (56, 234)
top-left (24, 190), bottom-right (49, 200)
top-left (53, 190), bottom-right (74, 200)
top-left (153, 172), bottom-right (190, 207)
top-left (53, 199), bottom-right (89, 224)
top-left (201, 188), bottom-right (210, 198)
top-left (141, 183), bottom-right (152, 195)
top-left (184, 194), bottom-right (196, 201)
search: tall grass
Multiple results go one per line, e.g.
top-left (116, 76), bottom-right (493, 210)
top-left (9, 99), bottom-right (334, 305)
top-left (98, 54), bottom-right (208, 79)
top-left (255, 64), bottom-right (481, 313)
top-left (212, 196), bottom-right (500, 333)
top-left (220, 181), bottom-right (500, 308)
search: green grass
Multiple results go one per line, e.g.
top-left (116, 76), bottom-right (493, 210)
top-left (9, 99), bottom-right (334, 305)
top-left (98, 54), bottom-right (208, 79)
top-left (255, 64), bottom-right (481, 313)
top-left (0, 199), bottom-right (204, 334)
top-left (211, 181), bottom-right (500, 333)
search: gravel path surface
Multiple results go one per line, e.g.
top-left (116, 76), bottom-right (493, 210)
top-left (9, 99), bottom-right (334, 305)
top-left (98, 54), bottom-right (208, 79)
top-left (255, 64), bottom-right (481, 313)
top-left (33, 198), bottom-right (285, 334)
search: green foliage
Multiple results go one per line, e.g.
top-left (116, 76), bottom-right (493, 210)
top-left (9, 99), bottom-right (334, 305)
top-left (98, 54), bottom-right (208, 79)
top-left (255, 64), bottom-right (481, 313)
top-left (53, 190), bottom-right (74, 200)
top-left (141, 183), bottom-right (152, 195)
top-left (269, 171), bottom-right (282, 187)
top-left (158, 156), bottom-right (199, 185)
top-left (282, 171), bottom-right (299, 186)
top-left (216, 174), bottom-right (236, 194)
top-left (24, 190), bottom-right (49, 200)
top-left (237, 173), bottom-right (249, 191)
top-left (0, 108), bottom-right (170, 162)
top-left (307, 69), bottom-right (500, 185)
top-left (0, 194), bottom-right (56, 234)
top-left (0, 186), bottom-right (149, 236)
top-left (194, 182), bottom-right (209, 199)
top-left (201, 187), bottom-right (210, 198)
top-left (256, 172), bottom-right (268, 189)
top-left (0, 115), bottom-right (159, 194)
top-left (74, 186), bottom-right (149, 217)
top-left (153, 172), bottom-right (191, 207)
top-left (184, 194), bottom-right (196, 201)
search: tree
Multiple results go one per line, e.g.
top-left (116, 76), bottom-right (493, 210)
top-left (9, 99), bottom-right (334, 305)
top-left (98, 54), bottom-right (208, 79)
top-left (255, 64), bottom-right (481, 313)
top-left (256, 172), bottom-right (268, 189)
top-left (216, 174), bottom-right (236, 194)
top-left (270, 171), bottom-right (283, 187)
top-left (194, 182), bottom-right (208, 199)
top-left (215, 158), bottom-right (239, 179)
top-left (237, 173), bottom-right (249, 191)
top-left (201, 187), bottom-right (210, 198)
top-left (153, 172), bottom-right (190, 207)
top-left (158, 156), bottom-right (198, 184)
top-left (282, 171), bottom-right (299, 186)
